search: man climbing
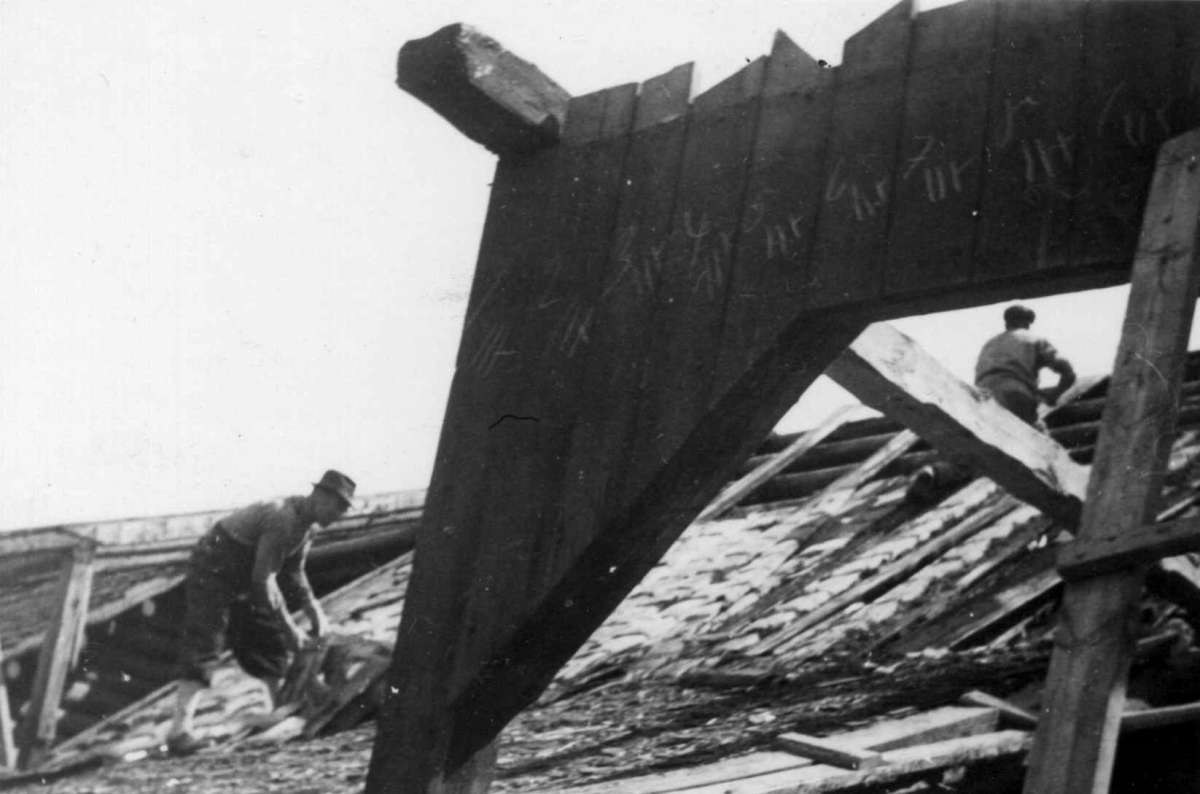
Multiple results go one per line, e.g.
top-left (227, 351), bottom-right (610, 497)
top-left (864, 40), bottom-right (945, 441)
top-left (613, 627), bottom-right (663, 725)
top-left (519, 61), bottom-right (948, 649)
top-left (908, 304), bottom-right (1075, 500)
top-left (167, 469), bottom-right (356, 753)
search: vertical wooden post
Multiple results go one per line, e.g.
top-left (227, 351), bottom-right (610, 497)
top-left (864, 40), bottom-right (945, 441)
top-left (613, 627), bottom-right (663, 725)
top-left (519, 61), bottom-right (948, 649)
top-left (0, 634), bottom-right (17, 769)
top-left (19, 541), bottom-right (96, 770)
top-left (1023, 130), bottom-right (1200, 793)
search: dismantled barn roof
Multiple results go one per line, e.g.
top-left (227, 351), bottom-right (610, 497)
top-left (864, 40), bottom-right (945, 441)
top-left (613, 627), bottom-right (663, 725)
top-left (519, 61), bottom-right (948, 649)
top-left (0, 491), bottom-right (422, 769)
top-left (10, 350), bottom-right (1200, 791)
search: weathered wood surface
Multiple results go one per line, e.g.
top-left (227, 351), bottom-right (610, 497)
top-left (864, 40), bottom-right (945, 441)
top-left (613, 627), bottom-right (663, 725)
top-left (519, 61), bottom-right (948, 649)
top-left (0, 636), bottom-right (15, 769)
top-left (21, 544), bottom-right (95, 769)
top-left (1058, 515), bottom-right (1200, 580)
top-left (774, 733), bottom-right (883, 770)
top-left (382, 4), bottom-right (1200, 789)
top-left (396, 24), bottom-right (570, 156)
top-left (827, 322), bottom-right (1089, 526)
top-left (552, 706), bottom-right (1000, 794)
top-left (1024, 129), bottom-right (1200, 794)
top-left (697, 405), bottom-right (857, 521)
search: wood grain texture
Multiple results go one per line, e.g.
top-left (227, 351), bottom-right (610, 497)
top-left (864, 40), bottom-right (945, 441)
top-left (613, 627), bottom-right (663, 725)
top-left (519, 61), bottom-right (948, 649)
top-left (807, 0), bottom-right (914, 309)
top-left (827, 323), bottom-right (1089, 527)
top-left (884, 0), bottom-right (996, 294)
top-left (1024, 128), bottom-right (1200, 794)
top-left (975, 0), bottom-right (1086, 282)
top-left (712, 33), bottom-right (835, 396)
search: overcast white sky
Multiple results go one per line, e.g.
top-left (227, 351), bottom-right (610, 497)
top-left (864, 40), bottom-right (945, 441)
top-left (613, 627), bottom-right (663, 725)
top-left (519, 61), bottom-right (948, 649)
top-left (0, 0), bottom-right (1182, 531)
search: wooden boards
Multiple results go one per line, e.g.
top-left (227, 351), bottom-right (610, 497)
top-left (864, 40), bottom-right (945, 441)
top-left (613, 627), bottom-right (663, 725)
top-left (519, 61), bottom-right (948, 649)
top-left (20, 543), bottom-right (95, 770)
top-left (382, 6), bottom-right (1200, 791)
top-left (827, 323), bottom-right (1088, 526)
top-left (396, 24), bottom-right (570, 156)
top-left (1024, 129), bottom-right (1200, 794)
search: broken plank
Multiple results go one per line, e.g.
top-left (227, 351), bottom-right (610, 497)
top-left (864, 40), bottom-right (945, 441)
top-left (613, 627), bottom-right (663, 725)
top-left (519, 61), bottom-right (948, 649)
top-left (827, 322), bottom-right (1088, 526)
top-left (774, 733), bottom-right (882, 770)
top-left (396, 24), bottom-right (570, 156)
top-left (697, 405), bottom-right (859, 521)
top-left (1057, 516), bottom-right (1200, 581)
top-left (753, 497), bottom-right (1018, 656)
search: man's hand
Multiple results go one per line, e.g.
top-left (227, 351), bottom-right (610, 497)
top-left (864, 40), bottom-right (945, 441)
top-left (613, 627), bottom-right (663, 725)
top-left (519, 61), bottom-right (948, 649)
top-left (1038, 387), bottom-right (1062, 406)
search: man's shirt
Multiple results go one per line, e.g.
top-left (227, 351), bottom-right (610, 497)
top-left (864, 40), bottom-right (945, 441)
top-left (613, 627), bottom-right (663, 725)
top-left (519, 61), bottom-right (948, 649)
top-left (974, 328), bottom-right (1060, 398)
top-left (218, 496), bottom-right (315, 606)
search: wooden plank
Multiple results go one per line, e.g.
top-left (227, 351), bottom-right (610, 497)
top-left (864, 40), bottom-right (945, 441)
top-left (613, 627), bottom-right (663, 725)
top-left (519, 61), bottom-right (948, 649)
top-left (711, 32), bottom-right (835, 395)
top-left (553, 706), bottom-right (998, 794)
top-left (555, 64), bottom-right (694, 581)
top-left (959, 691), bottom-right (1039, 730)
top-left (684, 731), bottom-right (1030, 794)
top-left (808, 0), bottom-right (913, 309)
top-left (1058, 515), bottom-right (1200, 581)
top-left (883, 0), bottom-right (995, 295)
top-left (827, 322), bottom-right (1089, 527)
top-left (367, 88), bottom-right (571, 791)
top-left (834, 705), bottom-right (999, 752)
top-left (443, 312), bottom-right (866, 774)
top-left (697, 405), bottom-right (857, 521)
top-left (20, 543), bottom-right (96, 770)
top-left (774, 733), bottom-right (882, 770)
top-left (752, 497), bottom-right (1017, 657)
top-left (1122, 701), bottom-right (1200, 733)
top-left (1069, 1), bottom-right (1178, 273)
top-left (975, 0), bottom-right (1085, 283)
top-left (449, 84), bottom-right (638, 711)
top-left (800, 429), bottom-right (919, 516)
top-left (950, 568), bottom-right (1060, 652)
top-left (396, 24), bottom-right (570, 156)
top-left (1024, 129), bottom-right (1200, 794)
top-left (623, 56), bottom-right (767, 500)
top-left (0, 635), bottom-right (15, 769)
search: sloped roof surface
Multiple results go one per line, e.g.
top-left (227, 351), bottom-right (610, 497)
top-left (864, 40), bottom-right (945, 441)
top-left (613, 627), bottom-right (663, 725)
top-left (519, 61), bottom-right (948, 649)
top-left (11, 357), bottom-right (1200, 792)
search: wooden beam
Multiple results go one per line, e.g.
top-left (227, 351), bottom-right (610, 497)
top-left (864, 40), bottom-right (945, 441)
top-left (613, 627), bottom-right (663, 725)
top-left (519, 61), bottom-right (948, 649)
top-left (1058, 516), bottom-right (1200, 581)
top-left (20, 542), bottom-right (96, 769)
top-left (774, 733), bottom-right (883, 770)
top-left (827, 322), bottom-right (1089, 527)
top-left (802, 429), bottom-right (919, 515)
top-left (396, 24), bottom-right (570, 156)
top-left (0, 635), bottom-right (16, 769)
top-left (697, 405), bottom-right (859, 521)
top-left (1024, 129), bottom-right (1200, 794)
top-left (431, 313), bottom-right (868, 777)
top-left (959, 691), bottom-right (1039, 730)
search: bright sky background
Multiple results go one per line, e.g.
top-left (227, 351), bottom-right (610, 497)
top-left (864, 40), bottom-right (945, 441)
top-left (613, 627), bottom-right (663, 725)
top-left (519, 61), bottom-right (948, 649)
top-left (0, 0), bottom-right (1186, 531)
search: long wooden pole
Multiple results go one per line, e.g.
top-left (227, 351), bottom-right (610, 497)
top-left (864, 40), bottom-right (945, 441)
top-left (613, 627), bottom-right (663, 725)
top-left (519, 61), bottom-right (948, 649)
top-left (1023, 129), bottom-right (1200, 793)
top-left (20, 542), bottom-right (96, 770)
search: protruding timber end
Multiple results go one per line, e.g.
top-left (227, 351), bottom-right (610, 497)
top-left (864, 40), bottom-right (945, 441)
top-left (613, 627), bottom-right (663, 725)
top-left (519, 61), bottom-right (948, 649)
top-left (397, 24), bottom-right (572, 157)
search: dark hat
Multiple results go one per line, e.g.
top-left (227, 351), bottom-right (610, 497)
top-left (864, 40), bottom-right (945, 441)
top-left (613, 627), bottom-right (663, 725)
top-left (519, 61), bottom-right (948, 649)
top-left (1003, 304), bottom-right (1036, 326)
top-left (313, 469), bottom-right (356, 507)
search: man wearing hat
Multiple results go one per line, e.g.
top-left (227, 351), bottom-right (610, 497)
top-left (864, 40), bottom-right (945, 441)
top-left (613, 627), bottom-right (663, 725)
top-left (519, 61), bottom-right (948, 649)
top-left (167, 469), bottom-right (356, 753)
top-left (909, 305), bottom-right (1074, 500)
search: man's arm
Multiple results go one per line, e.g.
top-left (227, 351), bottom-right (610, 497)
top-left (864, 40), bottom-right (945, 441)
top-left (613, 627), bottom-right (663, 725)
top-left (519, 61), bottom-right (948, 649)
top-left (279, 539), bottom-right (329, 638)
top-left (251, 531), bottom-right (308, 651)
top-left (1038, 344), bottom-right (1076, 406)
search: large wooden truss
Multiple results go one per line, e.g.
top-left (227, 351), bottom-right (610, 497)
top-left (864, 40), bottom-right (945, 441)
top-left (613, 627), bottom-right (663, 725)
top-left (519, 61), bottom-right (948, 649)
top-left (370, 3), bottom-right (1200, 792)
